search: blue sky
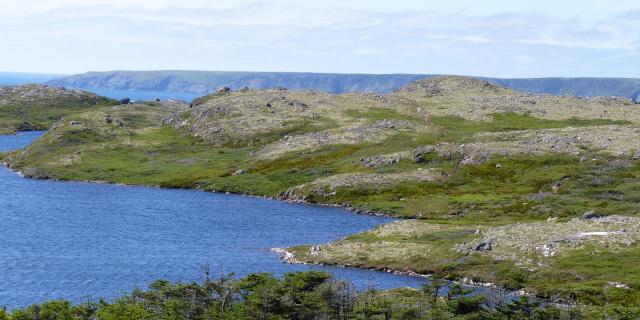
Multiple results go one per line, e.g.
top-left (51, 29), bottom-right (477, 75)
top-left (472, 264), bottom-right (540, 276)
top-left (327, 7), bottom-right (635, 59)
top-left (0, 0), bottom-right (639, 77)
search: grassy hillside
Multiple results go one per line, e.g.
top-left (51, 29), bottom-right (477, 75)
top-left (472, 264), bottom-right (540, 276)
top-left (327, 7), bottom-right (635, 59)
top-left (0, 84), bottom-right (117, 134)
top-left (5, 76), bottom-right (640, 305)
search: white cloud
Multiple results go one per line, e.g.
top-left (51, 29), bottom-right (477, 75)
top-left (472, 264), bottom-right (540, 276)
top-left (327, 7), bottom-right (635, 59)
top-left (0, 0), bottom-right (638, 76)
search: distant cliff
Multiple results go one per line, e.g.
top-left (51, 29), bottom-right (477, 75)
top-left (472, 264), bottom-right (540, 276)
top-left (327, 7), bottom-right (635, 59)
top-left (48, 70), bottom-right (640, 99)
top-left (484, 77), bottom-right (640, 100)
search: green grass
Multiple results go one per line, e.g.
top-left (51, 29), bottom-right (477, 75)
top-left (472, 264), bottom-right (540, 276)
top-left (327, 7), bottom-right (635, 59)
top-left (531, 244), bottom-right (640, 304)
top-left (344, 107), bottom-right (422, 122)
top-left (5, 90), bottom-right (640, 307)
top-left (430, 113), bottom-right (630, 142)
top-left (0, 96), bottom-right (117, 133)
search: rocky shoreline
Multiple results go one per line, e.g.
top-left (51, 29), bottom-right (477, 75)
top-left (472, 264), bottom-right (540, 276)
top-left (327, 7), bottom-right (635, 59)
top-left (1, 156), bottom-right (395, 219)
top-left (269, 247), bottom-right (533, 299)
top-left (270, 247), bottom-right (425, 278)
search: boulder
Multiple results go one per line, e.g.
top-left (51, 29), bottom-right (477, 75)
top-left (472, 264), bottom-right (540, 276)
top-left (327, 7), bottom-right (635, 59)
top-left (474, 241), bottom-right (492, 251)
top-left (233, 169), bottom-right (246, 176)
top-left (22, 168), bottom-right (52, 180)
top-left (583, 210), bottom-right (601, 220)
top-left (17, 122), bottom-right (36, 131)
top-left (413, 146), bottom-right (434, 163)
top-left (217, 86), bottom-right (231, 93)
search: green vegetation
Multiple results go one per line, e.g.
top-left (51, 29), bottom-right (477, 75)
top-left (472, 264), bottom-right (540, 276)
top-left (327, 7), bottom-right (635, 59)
top-left (3, 271), bottom-right (633, 320)
top-left (4, 76), bottom-right (640, 308)
top-left (289, 219), bottom-right (640, 305)
top-left (0, 84), bottom-right (117, 134)
top-left (430, 113), bottom-right (630, 142)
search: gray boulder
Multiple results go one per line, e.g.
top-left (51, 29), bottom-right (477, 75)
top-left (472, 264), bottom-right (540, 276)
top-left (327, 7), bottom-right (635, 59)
top-left (413, 146), bottom-right (434, 163)
top-left (583, 211), bottom-right (601, 220)
top-left (217, 86), bottom-right (231, 93)
top-left (22, 168), bottom-right (52, 180)
top-left (474, 241), bottom-right (492, 251)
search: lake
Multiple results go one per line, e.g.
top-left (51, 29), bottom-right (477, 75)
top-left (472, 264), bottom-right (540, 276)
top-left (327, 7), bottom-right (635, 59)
top-left (0, 132), bottom-right (426, 309)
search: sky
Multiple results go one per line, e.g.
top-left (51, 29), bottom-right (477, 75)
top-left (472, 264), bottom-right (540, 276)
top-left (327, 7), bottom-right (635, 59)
top-left (0, 0), bottom-right (639, 77)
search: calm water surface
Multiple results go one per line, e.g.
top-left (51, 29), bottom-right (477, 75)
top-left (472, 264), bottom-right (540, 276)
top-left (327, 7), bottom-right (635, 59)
top-left (0, 74), bottom-right (200, 102)
top-left (0, 132), bottom-right (426, 308)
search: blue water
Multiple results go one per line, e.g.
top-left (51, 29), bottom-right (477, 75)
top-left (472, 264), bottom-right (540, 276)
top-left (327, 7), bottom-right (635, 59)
top-left (0, 131), bottom-right (46, 151)
top-left (0, 132), bottom-right (426, 309)
top-left (85, 88), bottom-right (201, 102)
top-left (0, 73), bottom-right (61, 86)
top-left (0, 73), bottom-right (201, 102)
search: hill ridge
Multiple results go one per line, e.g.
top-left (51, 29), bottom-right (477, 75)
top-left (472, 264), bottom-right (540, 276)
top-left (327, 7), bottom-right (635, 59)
top-left (48, 71), bottom-right (640, 100)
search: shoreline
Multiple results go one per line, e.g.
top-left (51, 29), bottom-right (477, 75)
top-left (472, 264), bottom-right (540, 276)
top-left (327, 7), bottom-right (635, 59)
top-left (1, 161), bottom-right (489, 291)
top-left (269, 247), bottom-right (530, 299)
top-left (0, 138), bottom-right (548, 302)
top-left (0, 162), bottom-right (536, 299)
top-left (0, 159), bottom-right (396, 219)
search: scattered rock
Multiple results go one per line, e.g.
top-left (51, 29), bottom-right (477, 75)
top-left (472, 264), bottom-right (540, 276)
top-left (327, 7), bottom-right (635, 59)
top-left (528, 192), bottom-right (553, 201)
top-left (460, 152), bottom-right (490, 166)
top-left (309, 245), bottom-right (322, 256)
top-left (360, 155), bottom-right (401, 168)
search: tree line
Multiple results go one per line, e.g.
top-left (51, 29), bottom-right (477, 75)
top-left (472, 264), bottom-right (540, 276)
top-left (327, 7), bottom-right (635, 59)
top-left (1, 270), bottom-right (638, 320)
